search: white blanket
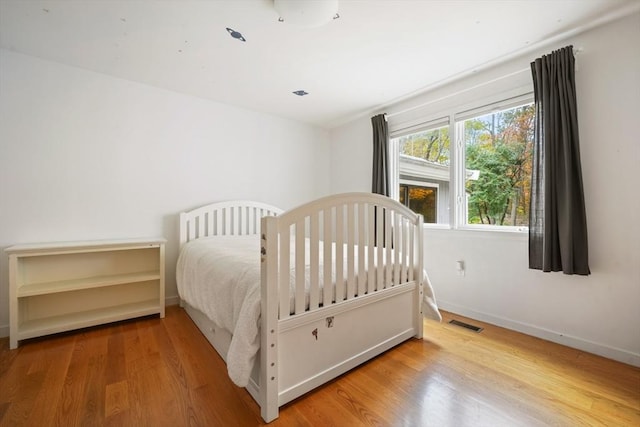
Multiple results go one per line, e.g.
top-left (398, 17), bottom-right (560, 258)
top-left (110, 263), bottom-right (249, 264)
top-left (176, 235), bottom-right (440, 387)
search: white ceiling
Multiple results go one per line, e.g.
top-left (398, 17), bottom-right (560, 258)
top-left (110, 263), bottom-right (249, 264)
top-left (1, 0), bottom-right (637, 129)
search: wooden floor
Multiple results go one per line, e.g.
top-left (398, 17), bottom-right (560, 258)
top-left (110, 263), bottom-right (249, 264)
top-left (1, 306), bottom-right (639, 426)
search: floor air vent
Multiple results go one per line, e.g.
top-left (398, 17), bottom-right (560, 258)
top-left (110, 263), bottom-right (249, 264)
top-left (448, 319), bottom-right (483, 333)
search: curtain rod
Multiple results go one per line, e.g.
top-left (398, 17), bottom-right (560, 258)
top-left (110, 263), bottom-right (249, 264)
top-left (385, 48), bottom-right (582, 121)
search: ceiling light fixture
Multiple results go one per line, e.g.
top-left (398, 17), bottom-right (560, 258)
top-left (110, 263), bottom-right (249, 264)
top-left (293, 90), bottom-right (309, 96)
top-left (274, 0), bottom-right (339, 28)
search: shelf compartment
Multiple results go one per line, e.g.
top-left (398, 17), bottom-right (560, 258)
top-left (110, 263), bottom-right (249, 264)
top-left (15, 248), bottom-right (160, 288)
top-left (17, 299), bottom-right (162, 341)
top-left (17, 271), bottom-right (161, 297)
top-left (17, 280), bottom-right (160, 323)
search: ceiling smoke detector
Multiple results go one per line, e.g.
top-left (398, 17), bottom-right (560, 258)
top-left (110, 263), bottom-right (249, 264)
top-left (274, 0), bottom-right (339, 28)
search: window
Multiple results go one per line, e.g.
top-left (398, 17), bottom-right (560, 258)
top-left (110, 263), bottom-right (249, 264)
top-left (392, 124), bottom-right (450, 225)
top-left (399, 182), bottom-right (438, 223)
top-left (459, 102), bottom-right (534, 227)
top-left (389, 94), bottom-right (533, 230)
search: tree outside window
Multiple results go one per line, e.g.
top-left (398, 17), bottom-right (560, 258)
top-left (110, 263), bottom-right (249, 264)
top-left (462, 104), bottom-right (534, 226)
top-left (390, 98), bottom-right (533, 230)
top-left (398, 126), bottom-right (450, 166)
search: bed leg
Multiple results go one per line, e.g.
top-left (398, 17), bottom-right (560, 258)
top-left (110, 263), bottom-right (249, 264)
top-left (416, 216), bottom-right (424, 339)
top-left (260, 216), bottom-right (280, 423)
top-left (261, 404), bottom-right (278, 423)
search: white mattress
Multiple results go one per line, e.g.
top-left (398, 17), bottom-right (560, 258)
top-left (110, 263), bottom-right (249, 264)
top-left (176, 235), bottom-right (440, 387)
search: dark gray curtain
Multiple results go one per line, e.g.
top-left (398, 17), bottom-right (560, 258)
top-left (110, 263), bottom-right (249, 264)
top-left (371, 114), bottom-right (389, 196)
top-left (529, 45), bottom-right (590, 275)
top-left (371, 114), bottom-right (389, 246)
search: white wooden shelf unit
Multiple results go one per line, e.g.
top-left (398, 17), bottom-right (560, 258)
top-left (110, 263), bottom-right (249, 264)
top-left (6, 238), bottom-right (166, 349)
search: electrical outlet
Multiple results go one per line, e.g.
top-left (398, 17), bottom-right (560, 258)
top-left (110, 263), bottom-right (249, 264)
top-left (456, 260), bottom-right (465, 276)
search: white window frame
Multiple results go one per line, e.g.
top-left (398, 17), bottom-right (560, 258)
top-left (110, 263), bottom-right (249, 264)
top-left (388, 91), bottom-right (533, 233)
top-left (389, 117), bottom-right (450, 227)
top-left (454, 94), bottom-right (533, 232)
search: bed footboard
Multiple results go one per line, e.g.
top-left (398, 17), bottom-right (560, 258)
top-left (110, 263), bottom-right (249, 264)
top-left (259, 192), bottom-right (424, 422)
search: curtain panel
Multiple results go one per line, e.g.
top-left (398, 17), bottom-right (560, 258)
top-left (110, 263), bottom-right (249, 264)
top-left (529, 45), bottom-right (590, 275)
top-left (371, 114), bottom-right (389, 196)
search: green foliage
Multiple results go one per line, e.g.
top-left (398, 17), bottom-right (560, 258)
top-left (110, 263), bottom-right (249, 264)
top-left (398, 126), bottom-right (450, 165)
top-left (465, 105), bottom-right (534, 226)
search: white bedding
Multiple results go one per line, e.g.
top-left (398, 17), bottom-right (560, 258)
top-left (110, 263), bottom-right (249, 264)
top-left (176, 235), bottom-right (440, 387)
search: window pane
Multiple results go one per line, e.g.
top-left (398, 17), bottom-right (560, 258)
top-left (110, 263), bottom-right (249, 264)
top-left (398, 126), bottom-right (450, 166)
top-left (393, 125), bottom-right (450, 225)
top-left (463, 103), bottom-right (534, 227)
top-left (400, 184), bottom-right (438, 223)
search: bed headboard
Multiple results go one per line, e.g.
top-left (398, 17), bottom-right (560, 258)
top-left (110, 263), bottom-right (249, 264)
top-left (179, 200), bottom-right (283, 248)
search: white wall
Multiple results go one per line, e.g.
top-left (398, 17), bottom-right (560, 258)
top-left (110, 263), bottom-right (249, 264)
top-left (330, 12), bottom-right (640, 366)
top-left (0, 49), bottom-right (331, 334)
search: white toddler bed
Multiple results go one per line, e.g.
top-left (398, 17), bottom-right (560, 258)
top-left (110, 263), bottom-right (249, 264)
top-left (176, 193), bottom-right (440, 422)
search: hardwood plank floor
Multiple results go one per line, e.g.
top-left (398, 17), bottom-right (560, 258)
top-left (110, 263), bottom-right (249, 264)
top-left (1, 306), bottom-right (638, 426)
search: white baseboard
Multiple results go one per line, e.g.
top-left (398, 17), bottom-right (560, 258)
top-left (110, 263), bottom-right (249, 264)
top-left (0, 295), bottom-right (184, 340)
top-left (437, 301), bottom-right (640, 368)
top-left (165, 295), bottom-right (180, 307)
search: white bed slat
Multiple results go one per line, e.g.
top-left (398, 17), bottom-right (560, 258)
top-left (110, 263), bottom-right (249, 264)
top-left (408, 222), bottom-right (415, 282)
top-left (234, 207), bottom-right (239, 234)
top-left (357, 203), bottom-right (366, 297)
top-left (346, 203), bottom-right (355, 300)
top-left (240, 206), bottom-right (246, 235)
top-left (238, 207), bottom-right (245, 235)
top-left (335, 204), bottom-right (344, 303)
top-left (394, 213), bottom-right (401, 286)
top-left (232, 207), bottom-right (239, 236)
top-left (385, 209), bottom-right (392, 289)
top-left (206, 211), bottom-right (213, 237)
top-left (251, 208), bottom-right (258, 234)
top-left (279, 226), bottom-right (291, 319)
top-left (367, 204), bottom-right (375, 294)
top-left (309, 212), bottom-right (319, 311)
top-left (216, 210), bottom-right (223, 236)
top-left (294, 220), bottom-right (305, 315)
top-left (254, 208), bottom-right (260, 229)
top-left (189, 218), bottom-right (196, 241)
top-left (376, 207), bottom-right (384, 291)
top-left (398, 218), bottom-right (409, 283)
top-left (400, 219), bottom-right (408, 284)
top-left (323, 209), bottom-right (333, 307)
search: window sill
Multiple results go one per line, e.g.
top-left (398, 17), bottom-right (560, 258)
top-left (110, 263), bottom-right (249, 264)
top-left (422, 223), bottom-right (450, 230)
top-left (422, 223), bottom-right (528, 233)
top-left (458, 225), bottom-right (528, 234)
top-left (421, 225), bottom-right (529, 241)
